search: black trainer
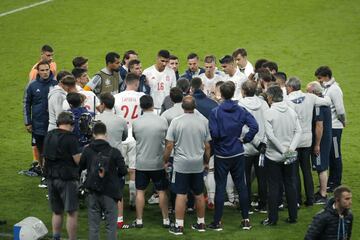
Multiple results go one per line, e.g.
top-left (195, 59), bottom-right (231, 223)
top-left (191, 223), bottom-right (206, 232)
top-left (207, 222), bottom-right (223, 231)
top-left (261, 218), bottom-right (277, 226)
top-left (130, 220), bottom-right (143, 228)
top-left (169, 225), bottom-right (184, 235)
top-left (241, 219), bottom-right (252, 230)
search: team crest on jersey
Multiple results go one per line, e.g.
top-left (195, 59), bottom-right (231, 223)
top-left (105, 78), bottom-right (111, 86)
top-left (166, 76), bottom-right (170, 81)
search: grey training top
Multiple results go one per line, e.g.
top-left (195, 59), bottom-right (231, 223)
top-left (97, 110), bottom-right (128, 151)
top-left (161, 103), bottom-right (184, 125)
top-left (133, 112), bottom-right (168, 171)
top-left (166, 113), bottom-right (211, 173)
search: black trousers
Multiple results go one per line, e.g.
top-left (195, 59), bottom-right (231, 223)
top-left (266, 159), bottom-right (297, 223)
top-left (295, 147), bottom-right (314, 205)
top-left (245, 155), bottom-right (267, 208)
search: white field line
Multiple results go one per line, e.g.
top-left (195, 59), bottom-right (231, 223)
top-left (0, 0), bottom-right (53, 18)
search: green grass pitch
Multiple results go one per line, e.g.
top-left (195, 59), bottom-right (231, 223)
top-left (0, 0), bottom-right (359, 239)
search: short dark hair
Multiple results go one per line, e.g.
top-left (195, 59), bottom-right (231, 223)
top-left (128, 59), bottom-right (141, 70)
top-left (170, 87), bottom-right (183, 103)
top-left (266, 85), bottom-right (283, 102)
top-left (257, 68), bottom-right (274, 82)
top-left (315, 66), bottom-right (332, 79)
top-left (140, 95), bottom-right (153, 110)
top-left (72, 56), bottom-right (88, 68)
top-left (169, 55), bottom-right (178, 60)
top-left (99, 92), bottom-right (115, 109)
top-left (187, 53), bottom-right (199, 60)
top-left (61, 75), bottom-right (76, 87)
top-left (71, 67), bottom-right (87, 79)
top-left (334, 185), bottom-right (351, 201)
top-left (57, 70), bottom-right (72, 82)
top-left (204, 55), bottom-right (216, 63)
top-left (41, 44), bottom-right (53, 52)
top-left (232, 48), bottom-right (247, 58)
top-left (57, 111), bottom-right (74, 126)
top-left (182, 96), bottom-right (196, 111)
top-left (219, 55), bottom-right (234, 64)
top-left (262, 61), bottom-right (278, 73)
top-left (105, 52), bottom-right (120, 65)
top-left (157, 50), bottom-right (170, 59)
top-left (93, 121), bottom-right (107, 135)
top-left (215, 81), bottom-right (224, 87)
top-left (191, 77), bottom-right (202, 90)
top-left (36, 60), bottom-right (50, 70)
top-left (274, 71), bottom-right (287, 82)
top-left (66, 92), bottom-right (82, 108)
top-left (220, 81), bottom-right (235, 99)
top-left (125, 72), bottom-right (139, 84)
top-left (122, 50), bottom-right (138, 64)
top-left (241, 80), bottom-right (257, 97)
top-left (176, 78), bottom-right (190, 93)
top-left (254, 59), bottom-right (268, 71)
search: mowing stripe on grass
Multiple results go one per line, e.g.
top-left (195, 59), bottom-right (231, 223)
top-left (0, 0), bottom-right (53, 18)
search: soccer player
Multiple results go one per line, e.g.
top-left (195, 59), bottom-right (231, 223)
top-left (168, 55), bottom-right (180, 80)
top-left (164, 96), bottom-right (211, 235)
top-left (143, 50), bottom-right (176, 114)
top-left (286, 77), bottom-right (331, 206)
top-left (198, 55), bottom-right (224, 96)
top-left (232, 48), bottom-right (254, 77)
top-left (181, 53), bottom-right (205, 81)
top-left (307, 81), bottom-right (332, 204)
top-left (219, 55), bottom-right (247, 99)
top-left (114, 73), bottom-right (145, 209)
top-left (190, 77), bottom-right (218, 119)
top-left (72, 56), bottom-right (88, 70)
top-left (132, 95), bottom-right (170, 228)
top-left (262, 61), bottom-right (278, 75)
top-left (315, 66), bottom-right (346, 192)
top-left (84, 52), bottom-right (121, 95)
top-left (29, 44), bottom-right (57, 81)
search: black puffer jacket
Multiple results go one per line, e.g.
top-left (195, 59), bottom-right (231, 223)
top-left (305, 198), bottom-right (353, 240)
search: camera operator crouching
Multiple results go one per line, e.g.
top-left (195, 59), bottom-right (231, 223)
top-left (43, 111), bottom-right (82, 240)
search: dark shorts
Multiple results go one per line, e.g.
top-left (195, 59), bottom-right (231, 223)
top-left (31, 133), bottom-right (45, 154)
top-left (171, 171), bottom-right (204, 195)
top-left (48, 179), bottom-right (79, 213)
top-left (311, 152), bottom-right (329, 173)
top-left (135, 170), bottom-right (168, 191)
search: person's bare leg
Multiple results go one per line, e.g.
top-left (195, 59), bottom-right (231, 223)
top-left (195, 194), bottom-right (205, 219)
top-left (158, 190), bottom-right (169, 219)
top-left (136, 190), bottom-right (145, 220)
top-left (52, 213), bottom-right (63, 237)
top-left (319, 171), bottom-right (328, 197)
top-left (66, 211), bottom-right (78, 240)
top-left (175, 194), bottom-right (187, 227)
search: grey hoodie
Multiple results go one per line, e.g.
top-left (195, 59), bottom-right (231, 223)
top-left (265, 101), bottom-right (302, 162)
top-left (48, 85), bottom-right (67, 131)
top-left (239, 96), bottom-right (269, 156)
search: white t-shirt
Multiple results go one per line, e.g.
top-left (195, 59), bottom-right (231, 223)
top-left (243, 61), bottom-right (254, 78)
top-left (62, 85), bottom-right (100, 114)
top-left (143, 65), bottom-right (176, 109)
top-left (199, 72), bottom-right (223, 96)
top-left (114, 90), bottom-right (145, 142)
top-left (223, 67), bottom-right (247, 99)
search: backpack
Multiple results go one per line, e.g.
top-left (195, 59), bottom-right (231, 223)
top-left (78, 112), bottom-right (96, 145)
top-left (85, 148), bottom-right (113, 192)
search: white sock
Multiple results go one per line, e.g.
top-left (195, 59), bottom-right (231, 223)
top-left (129, 180), bottom-right (136, 205)
top-left (197, 217), bottom-right (205, 224)
top-left (205, 171), bottom-right (215, 203)
top-left (136, 219), bottom-right (143, 225)
top-left (175, 219), bottom-right (184, 227)
top-left (117, 216), bottom-right (123, 222)
top-left (163, 218), bottom-right (170, 225)
top-left (226, 174), bottom-right (235, 202)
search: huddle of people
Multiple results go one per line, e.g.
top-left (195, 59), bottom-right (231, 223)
top-left (23, 45), bottom-right (352, 239)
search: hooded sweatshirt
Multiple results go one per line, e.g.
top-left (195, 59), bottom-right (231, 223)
top-left (323, 78), bottom-right (346, 129)
top-left (48, 85), bottom-right (67, 131)
top-left (264, 101), bottom-right (302, 162)
top-left (209, 99), bottom-right (258, 157)
top-left (239, 96), bottom-right (269, 156)
top-left (80, 139), bottom-right (127, 200)
top-left (286, 90), bottom-right (331, 148)
top-left (305, 198), bottom-right (353, 240)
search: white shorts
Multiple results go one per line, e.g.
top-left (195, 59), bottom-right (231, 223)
top-left (120, 140), bottom-right (136, 169)
top-left (209, 156), bottom-right (214, 170)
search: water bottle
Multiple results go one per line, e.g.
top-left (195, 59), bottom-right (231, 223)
top-left (258, 153), bottom-right (265, 167)
top-left (316, 155), bottom-right (321, 166)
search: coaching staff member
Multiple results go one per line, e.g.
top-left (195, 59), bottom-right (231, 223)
top-left (43, 111), bottom-right (81, 240)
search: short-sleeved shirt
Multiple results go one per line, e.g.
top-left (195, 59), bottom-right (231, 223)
top-left (312, 106), bottom-right (332, 151)
top-left (166, 113), bottom-right (211, 173)
top-left (62, 85), bottom-right (100, 114)
top-left (199, 73), bottom-right (223, 96)
top-left (143, 65), bottom-right (177, 109)
top-left (223, 67), bottom-right (247, 99)
top-left (133, 112), bottom-right (168, 171)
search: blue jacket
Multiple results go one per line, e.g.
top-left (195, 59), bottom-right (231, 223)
top-left (192, 89), bottom-right (218, 119)
top-left (209, 99), bottom-right (258, 157)
top-left (181, 68), bottom-right (205, 81)
top-left (23, 73), bottom-right (57, 135)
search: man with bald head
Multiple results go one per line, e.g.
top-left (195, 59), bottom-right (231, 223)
top-left (164, 96), bottom-right (211, 235)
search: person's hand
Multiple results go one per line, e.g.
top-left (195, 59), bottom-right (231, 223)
top-left (313, 145), bottom-right (320, 156)
top-left (164, 162), bottom-right (170, 170)
top-left (204, 163), bottom-right (209, 172)
top-left (25, 125), bottom-right (32, 133)
top-left (98, 167), bottom-right (105, 178)
top-left (257, 142), bottom-right (267, 154)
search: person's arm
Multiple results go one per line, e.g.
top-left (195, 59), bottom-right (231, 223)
top-left (304, 213), bottom-right (327, 240)
top-left (208, 109), bottom-right (220, 139)
top-left (289, 114), bottom-right (302, 151)
top-left (330, 87), bottom-right (346, 127)
top-left (84, 75), bottom-right (101, 92)
top-left (115, 149), bottom-right (128, 177)
top-left (313, 94), bottom-right (331, 106)
top-left (264, 114), bottom-right (287, 154)
top-left (204, 142), bottom-right (211, 164)
top-left (72, 153), bottom-right (81, 165)
top-left (163, 140), bottom-right (174, 165)
top-left (23, 84), bottom-right (32, 133)
top-left (314, 121), bottom-right (323, 156)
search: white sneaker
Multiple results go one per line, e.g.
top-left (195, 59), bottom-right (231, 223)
top-left (224, 201), bottom-right (235, 207)
top-left (147, 194), bottom-right (159, 204)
